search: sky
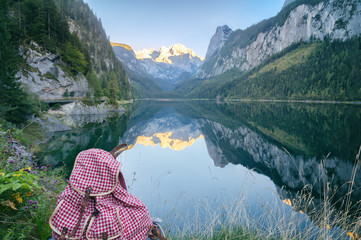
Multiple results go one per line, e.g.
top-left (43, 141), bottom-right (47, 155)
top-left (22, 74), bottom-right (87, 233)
top-left (84, 0), bottom-right (285, 57)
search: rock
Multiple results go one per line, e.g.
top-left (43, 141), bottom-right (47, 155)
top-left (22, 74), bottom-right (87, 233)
top-left (58, 101), bottom-right (125, 115)
top-left (17, 41), bottom-right (89, 100)
top-left (204, 25), bottom-right (232, 60)
top-left (32, 115), bottom-right (71, 133)
top-left (199, 0), bottom-right (361, 78)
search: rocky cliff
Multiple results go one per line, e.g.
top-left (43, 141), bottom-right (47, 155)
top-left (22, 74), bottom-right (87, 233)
top-left (204, 25), bottom-right (233, 60)
top-left (112, 43), bottom-right (204, 90)
top-left (17, 41), bottom-right (89, 99)
top-left (198, 0), bottom-right (361, 78)
top-left (15, 0), bottom-right (130, 101)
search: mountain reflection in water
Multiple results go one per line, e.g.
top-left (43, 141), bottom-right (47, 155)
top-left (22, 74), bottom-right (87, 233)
top-left (131, 132), bottom-right (204, 151)
top-left (38, 101), bottom-right (361, 236)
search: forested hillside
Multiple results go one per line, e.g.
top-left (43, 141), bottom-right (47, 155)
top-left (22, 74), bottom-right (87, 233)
top-left (188, 0), bottom-right (361, 101)
top-left (64, 0), bottom-right (130, 99)
top-left (0, 0), bottom-right (130, 126)
top-left (200, 0), bottom-right (327, 76)
top-left (181, 38), bottom-right (361, 100)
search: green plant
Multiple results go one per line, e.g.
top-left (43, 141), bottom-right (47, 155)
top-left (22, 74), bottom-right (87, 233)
top-left (43, 72), bottom-right (58, 81)
top-left (0, 168), bottom-right (40, 199)
top-left (0, 129), bottom-right (66, 239)
top-left (51, 103), bottom-right (61, 110)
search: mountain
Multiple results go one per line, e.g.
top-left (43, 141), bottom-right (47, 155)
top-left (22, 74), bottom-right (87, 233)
top-left (112, 43), bottom-right (204, 91)
top-left (12, 0), bottom-right (130, 100)
top-left (204, 25), bottom-right (233, 60)
top-left (180, 0), bottom-right (361, 101)
top-left (121, 106), bottom-right (203, 151)
top-left (198, 0), bottom-right (361, 78)
top-left (282, 0), bottom-right (297, 8)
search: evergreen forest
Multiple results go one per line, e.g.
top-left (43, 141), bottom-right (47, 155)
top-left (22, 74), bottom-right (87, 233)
top-left (179, 37), bottom-right (361, 101)
top-left (0, 0), bottom-right (130, 126)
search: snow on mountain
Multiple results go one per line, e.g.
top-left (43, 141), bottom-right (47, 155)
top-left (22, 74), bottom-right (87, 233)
top-left (112, 43), bottom-right (204, 89)
top-left (135, 44), bottom-right (204, 63)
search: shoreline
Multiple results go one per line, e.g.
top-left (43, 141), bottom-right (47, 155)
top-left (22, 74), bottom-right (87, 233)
top-left (135, 98), bottom-right (361, 105)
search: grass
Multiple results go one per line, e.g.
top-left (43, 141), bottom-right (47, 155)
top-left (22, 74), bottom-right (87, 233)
top-left (162, 146), bottom-right (361, 240)
top-left (250, 43), bottom-right (320, 78)
top-left (0, 127), bottom-right (67, 240)
top-left (1, 118), bottom-right (360, 239)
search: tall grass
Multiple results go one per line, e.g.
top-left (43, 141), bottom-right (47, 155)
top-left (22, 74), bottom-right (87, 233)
top-left (164, 147), bottom-right (361, 240)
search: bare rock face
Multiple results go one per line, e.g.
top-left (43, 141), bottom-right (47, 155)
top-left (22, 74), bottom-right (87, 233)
top-left (17, 41), bottom-right (89, 100)
top-left (199, 0), bottom-right (361, 78)
top-left (204, 25), bottom-right (233, 60)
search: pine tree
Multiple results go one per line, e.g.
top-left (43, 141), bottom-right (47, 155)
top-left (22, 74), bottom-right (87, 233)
top-left (86, 71), bottom-right (103, 98)
top-left (107, 71), bottom-right (119, 105)
top-left (0, 0), bottom-right (34, 124)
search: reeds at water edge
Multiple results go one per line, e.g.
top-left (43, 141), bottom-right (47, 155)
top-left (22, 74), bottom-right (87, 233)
top-left (163, 146), bottom-right (361, 240)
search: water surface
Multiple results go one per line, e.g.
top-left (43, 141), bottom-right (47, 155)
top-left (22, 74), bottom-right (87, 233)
top-left (38, 101), bottom-right (361, 236)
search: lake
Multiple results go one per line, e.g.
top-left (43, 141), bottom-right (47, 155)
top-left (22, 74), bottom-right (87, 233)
top-left (38, 100), bottom-right (361, 237)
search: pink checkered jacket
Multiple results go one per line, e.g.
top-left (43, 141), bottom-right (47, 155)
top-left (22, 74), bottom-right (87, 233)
top-left (49, 145), bottom-right (153, 240)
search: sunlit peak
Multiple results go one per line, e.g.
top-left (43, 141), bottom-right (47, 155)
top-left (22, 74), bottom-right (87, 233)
top-left (134, 44), bottom-right (204, 63)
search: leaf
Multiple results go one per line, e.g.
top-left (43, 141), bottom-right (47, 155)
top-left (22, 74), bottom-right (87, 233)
top-left (8, 201), bottom-right (17, 210)
top-left (13, 193), bottom-right (23, 203)
top-left (20, 167), bottom-right (31, 172)
top-left (0, 183), bottom-right (23, 194)
top-left (10, 183), bottom-right (22, 191)
top-left (1, 200), bottom-right (17, 210)
top-left (0, 184), bottom-right (14, 195)
top-left (26, 191), bottom-right (34, 196)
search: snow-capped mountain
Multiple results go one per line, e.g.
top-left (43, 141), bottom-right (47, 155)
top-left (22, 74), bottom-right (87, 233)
top-left (112, 43), bottom-right (204, 90)
top-left (136, 44), bottom-right (204, 64)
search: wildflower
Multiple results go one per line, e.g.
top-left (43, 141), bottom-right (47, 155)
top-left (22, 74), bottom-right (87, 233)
top-left (33, 200), bottom-right (38, 205)
top-left (29, 200), bottom-right (33, 205)
top-left (32, 171), bottom-right (37, 174)
top-left (24, 206), bottom-right (28, 210)
top-left (41, 166), bottom-right (46, 170)
top-left (13, 193), bottom-right (23, 203)
top-left (8, 158), bottom-right (15, 163)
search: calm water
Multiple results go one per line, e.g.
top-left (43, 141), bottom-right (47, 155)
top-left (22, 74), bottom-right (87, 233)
top-left (38, 101), bottom-right (361, 236)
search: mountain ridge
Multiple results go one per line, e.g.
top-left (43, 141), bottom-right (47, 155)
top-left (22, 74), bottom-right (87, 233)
top-left (112, 42), bottom-right (203, 92)
top-left (198, 0), bottom-right (361, 78)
